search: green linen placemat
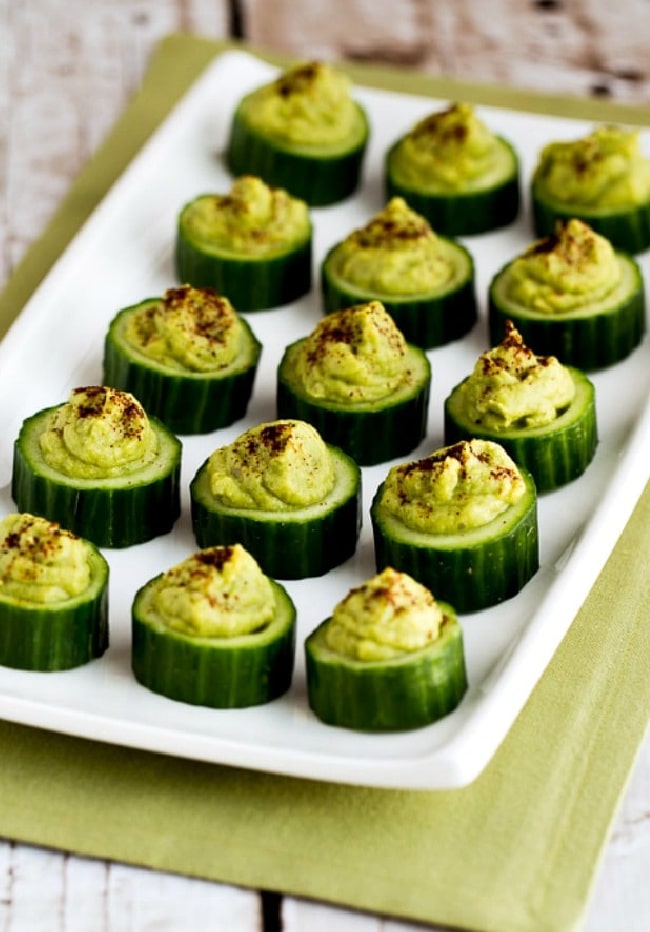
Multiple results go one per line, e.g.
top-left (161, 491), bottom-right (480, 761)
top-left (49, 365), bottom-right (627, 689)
top-left (1, 33), bottom-right (650, 932)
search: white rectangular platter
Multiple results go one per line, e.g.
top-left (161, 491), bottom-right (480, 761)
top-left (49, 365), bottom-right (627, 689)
top-left (0, 49), bottom-right (649, 790)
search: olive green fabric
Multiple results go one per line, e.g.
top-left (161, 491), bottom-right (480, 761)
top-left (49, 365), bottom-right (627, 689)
top-left (1, 33), bottom-right (649, 932)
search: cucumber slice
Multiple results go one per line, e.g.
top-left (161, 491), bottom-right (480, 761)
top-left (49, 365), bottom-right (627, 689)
top-left (175, 193), bottom-right (312, 312)
top-left (385, 136), bottom-right (520, 237)
top-left (226, 102), bottom-right (369, 207)
top-left (276, 340), bottom-right (431, 466)
top-left (371, 462), bottom-right (539, 613)
top-left (12, 405), bottom-right (182, 549)
top-left (488, 252), bottom-right (646, 371)
top-left (444, 366), bottom-right (598, 492)
top-left (132, 571), bottom-right (296, 708)
top-left (321, 236), bottom-right (477, 350)
top-left (0, 523), bottom-right (109, 671)
top-left (190, 443), bottom-right (362, 580)
top-left (305, 605), bottom-right (467, 731)
top-left (103, 297), bottom-right (262, 435)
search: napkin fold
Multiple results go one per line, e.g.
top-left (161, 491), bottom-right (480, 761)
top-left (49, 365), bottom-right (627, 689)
top-left (1, 33), bottom-right (649, 932)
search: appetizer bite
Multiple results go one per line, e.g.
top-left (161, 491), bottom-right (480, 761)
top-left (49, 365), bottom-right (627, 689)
top-left (276, 300), bottom-right (431, 466)
top-left (12, 386), bottom-right (181, 548)
top-left (175, 175), bottom-right (312, 311)
top-left (371, 439), bottom-right (539, 613)
top-left (0, 512), bottom-right (109, 671)
top-left (488, 218), bottom-right (646, 370)
top-left (190, 419), bottom-right (362, 580)
top-left (531, 124), bottom-right (650, 254)
top-left (103, 284), bottom-right (262, 435)
top-left (226, 61), bottom-right (369, 206)
top-left (321, 197), bottom-right (477, 349)
top-left (385, 102), bottom-right (520, 236)
top-left (305, 566), bottom-right (467, 731)
top-left (444, 321), bottom-right (598, 492)
top-left (132, 543), bottom-right (296, 708)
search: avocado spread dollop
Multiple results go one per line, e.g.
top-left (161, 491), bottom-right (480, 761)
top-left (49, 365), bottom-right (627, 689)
top-left (207, 419), bottom-right (335, 511)
top-left (146, 543), bottom-right (275, 638)
top-left (291, 301), bottom-right (410, 403)
top-left (239, 61), bottom-right (359, 146)
top-left (455, 321), bottom-right (575, 429)
top-left (0, 513), bottom-right (91, 604)
top-left (39, 386), bottom-right (159, 480)
top-left (380, 439), bottom-right (526, 534)
top-left (181, 175), bottom-right (311, 258)
top-left (324, 566), bottom-right (445, 662)
top-left (329, 197), bottom-right (462, 296)
top-left (533, 124), bottom-right (650, 208)
top-left (503, 219), bottom-right (621, 314)
top-left (124, 285), bottom-right (248, 373)
top-left (391, 103), bottom-right (506, 190)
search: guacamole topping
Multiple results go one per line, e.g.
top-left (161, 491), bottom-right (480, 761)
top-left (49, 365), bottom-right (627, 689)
top-left (533, 124), bottom-right (650, 208)
top-left (329, 197), bottom-right (464, 296)
top-left (455, 321), bottom-right (575, 429)
top-left (503, 219), bottom-right (621, 314)
top-left (292, 301), bottom-right (409, 402)
top-left (239, 61), bottom-right (360, 146)
top-left (0, 513), bottom-right (91, 604)
top-left (391, 102), bottom-right (507, 190)
top-left (39, 386), bottom-right (159, 480)
top-left (380, 439), bottom-right (526, 534)
top-left (207, 419), bottom-right (335, 511)
top-left (181, 176), bottom-right (311, 258)
top-left (147, 543), bottom-right (275, 638)
top-left (324, 566), bottom-right (445, 662)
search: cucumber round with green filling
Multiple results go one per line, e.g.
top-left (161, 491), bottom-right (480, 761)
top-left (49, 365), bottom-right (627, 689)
top-left (488, 251), bottom-right (646, 371)
top-left (12, 403), bottom-right (182, 549)
top-left (0, 515), bottom-right (109, 671)
top-left (190, 442), bottom-right (362, 580)
top-left (103, 294), bottom-right (262, 435)
top-left (444, 366), bottom-right (598, 492)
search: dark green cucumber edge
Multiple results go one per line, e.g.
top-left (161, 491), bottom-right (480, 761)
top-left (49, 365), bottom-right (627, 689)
top-left (320, 240), bottom-right (478, 349)
top-left (444, 367), bottom-right (598, 492)
top-left (385, 136), bottom-right (520, 237)
top-left (370, 469), bottom-right (539, 614)
top-left (175, 200), bottom-right (313, 312)
top-left (225, 101), bottom-right (370, 207)
top-left (0, 544), bottom-right (109, 671)
top-left (276, 341), bottom-right (431, 466)
top-left (132, 578), bottom-right (296, 708)
top-left (488, 253), bottom-right (646, 371)
top-left (190, 445), bottom-right (362, 580)
top-left (305, 605), bottom-right (468, 731)
top-left (531, 180), bottom-right (650, 255)
top-left (12, 406), bottom-right (182, 549)
top-left (103, 301), bottom-right (262, 435)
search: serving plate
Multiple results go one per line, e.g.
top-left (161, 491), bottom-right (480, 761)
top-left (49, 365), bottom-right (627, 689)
top-left (0, 50), bottom-right (648, 790)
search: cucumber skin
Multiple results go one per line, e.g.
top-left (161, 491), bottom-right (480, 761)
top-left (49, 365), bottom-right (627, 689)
top-left (305, 607), bottom-right (467, 731)
top-left (103, 307), bottom-right (262, 435)
top-left (444, 368), bottom-right (598, 493)
top-left (531, 182), bottom-right (650, 255)
top-left (12, 408), bottom-right (182, 549)
top-left (132, 580), bottom-right (296, 708)
top-left (488, 258), bottom-right (646, 372)
top-left (226, 103), bottom-right (370, 207)
top-left (371, 472), bottom-right (539, 614)
top-left (0, 547), bottom-right (109, 671)
top-left (320, 245), bottom-right (478, 350)
top-left (175, 222), bottom-right (312, 313)
top-left (189, 450), bottom-right (362, 580)
top-left (385, 138), bottom-right (520, 237)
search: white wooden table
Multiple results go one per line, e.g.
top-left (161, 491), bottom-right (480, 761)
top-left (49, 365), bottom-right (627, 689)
top-left (1, 2), bottom-right (650, 928)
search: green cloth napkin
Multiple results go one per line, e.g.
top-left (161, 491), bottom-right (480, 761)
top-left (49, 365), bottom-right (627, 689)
top-left (1, 33), bottom-right (650, 932)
